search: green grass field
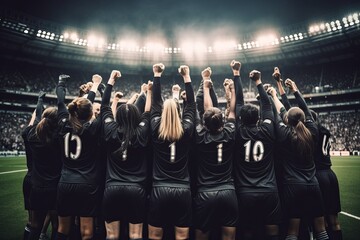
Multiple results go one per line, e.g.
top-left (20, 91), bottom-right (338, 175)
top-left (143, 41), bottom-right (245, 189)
top-left (0, 156), bottom-right (359, 239)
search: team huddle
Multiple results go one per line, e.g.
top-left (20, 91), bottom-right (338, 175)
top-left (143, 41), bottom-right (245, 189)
top-left (21, 61), bottom-right (342, 240)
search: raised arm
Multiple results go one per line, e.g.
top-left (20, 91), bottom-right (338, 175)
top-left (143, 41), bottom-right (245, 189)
top-left (227, 79), bottom-right (236, 120)
top-left (196, 67), bottom-right (218, 117)
top-left (56, 74), bottom-right (70, 121)
top-left (134, 83), bottom-right (148, 113)
top-left (273, 67), bottom-right (291, 110)
top-left (285, 78), bottom-right (313, 120)
top-left (111, 92), bottom-right (123, 117)
top-left (151, 63), bottom-right (165, 114)
top-left (102, 70), bottom-right (121, 106)
top-left (144, 81), bottom-right (153, 112)
top-left (35, 91), bottom-right (46, 123)
top-left (203, 79), bottom-right (213, 111)
top-left (249, 70), bottom-right (273, 122)
top-left (87, 74), bottom-right (102, 103)
top-left (230, 60), bottom-right (244, 118)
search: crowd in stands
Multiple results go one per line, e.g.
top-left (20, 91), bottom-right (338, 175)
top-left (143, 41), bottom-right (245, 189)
top-left (1, 110), bottom-right (359, 153)
top-left (0, 59), bottom-right (359, 98)
top-left (0, 111), bottom-right (31, 152)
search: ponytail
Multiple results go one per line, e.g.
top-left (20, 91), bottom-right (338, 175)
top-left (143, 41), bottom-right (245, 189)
top-left (68, 98), bottom-right (92, 134)
top-left (293, 120), bottom-right (314, 162)
top-left (35, 107), bottom-right (57, 143)
top-left (288, 107), bottom-right (314, 162)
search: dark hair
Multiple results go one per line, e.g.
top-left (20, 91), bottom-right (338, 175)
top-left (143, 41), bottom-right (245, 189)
top-left (116, 104), bottom-right (141, 152)
top-left (287, 107), bottom-right (314, 162)
top-left (203, 107), bottom-right (223, 133)
top-left (240, 104), bottom-right (259, 125)
top-left (36, 107), bottom-right (58, 143)
top-left (68, 97), bottom-right (93, 134)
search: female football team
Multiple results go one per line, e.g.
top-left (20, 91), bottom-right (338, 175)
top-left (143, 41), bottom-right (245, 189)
top-left (21, 61), bottom-right (342, 240)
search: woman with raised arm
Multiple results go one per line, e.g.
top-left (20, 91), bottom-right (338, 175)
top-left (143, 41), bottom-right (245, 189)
top-left (148, 63), bottom-right (195, 240)
top-left (193, 66), bottom-right (238, 240)
top-left (100, 70), bottom-right (152, 240)
top-left (23, 91), bottom-right (62, 240)
top-left (232, 61), bottom-right (281, 240)
top-left (55, 74), bottom-right (103, 240)
top-left (269, 79), bottom-right (329, 240)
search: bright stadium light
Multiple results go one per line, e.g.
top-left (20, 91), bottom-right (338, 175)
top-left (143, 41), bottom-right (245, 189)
top-left (256, 34), bottom-right (277, 46)
top-left (70, 32), bottom-right (78, 41)
top-left (64, 32), bottom-right (69, 39)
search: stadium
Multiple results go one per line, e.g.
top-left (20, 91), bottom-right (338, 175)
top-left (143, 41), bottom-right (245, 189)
top-left (0, 0), bottom-right (359, 239)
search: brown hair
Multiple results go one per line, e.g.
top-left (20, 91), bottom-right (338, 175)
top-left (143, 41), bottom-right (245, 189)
top-left (67, 97), bottom-right (93, 134)
top-left (36, 107), bottom-right (58, 143)
top-left (287, 107), bottom-right (314, 162)
top-left (203, 107), bottom-right (223, 133)
top-left (158, 99), bottom-right (183, 142)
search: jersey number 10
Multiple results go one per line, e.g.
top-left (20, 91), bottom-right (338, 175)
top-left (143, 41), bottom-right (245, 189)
top-left (64, 133), bottom-right (81, 160)
top-left (244, 140), bottom-right (264, 162)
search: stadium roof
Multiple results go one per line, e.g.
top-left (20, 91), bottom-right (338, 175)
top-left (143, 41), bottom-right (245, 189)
top-left (3, 0), bottom-right (359, 35)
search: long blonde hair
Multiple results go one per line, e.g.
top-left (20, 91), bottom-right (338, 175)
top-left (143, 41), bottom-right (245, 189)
top-left (158, 99), bottom-right (183, 142)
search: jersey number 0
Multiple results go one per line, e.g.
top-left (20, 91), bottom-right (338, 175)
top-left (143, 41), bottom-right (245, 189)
top-left (64, 133), bottom-right (81, 160)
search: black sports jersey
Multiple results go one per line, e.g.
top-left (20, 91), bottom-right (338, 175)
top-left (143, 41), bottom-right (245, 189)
top-left (22, 126), bottom-right (33, 176)
top-left (26, 124), bottom-right (62, 188)
top-left (101, 101), bottom-right (150, 187)
top-left (314, 124), bottom-right (332, 170)
top-left (195, 118), bottom-right (236, 191)
top-left (234, 82), bottom-right (278, 193)
top-left (276, 91), bottom-right (319, 184)
top-left (57, 92), bottom-right (102, 185)
top-left (151, 77), bottom-right (195, 188)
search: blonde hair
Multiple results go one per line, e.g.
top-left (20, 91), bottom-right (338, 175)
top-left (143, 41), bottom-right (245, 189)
top-left (158, 99), bottom-right (183, 142)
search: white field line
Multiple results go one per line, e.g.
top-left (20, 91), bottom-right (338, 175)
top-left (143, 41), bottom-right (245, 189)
top-left (340, 211), bottom-right (360, 221)
top-left (0, 169), bottom-right (27, 175)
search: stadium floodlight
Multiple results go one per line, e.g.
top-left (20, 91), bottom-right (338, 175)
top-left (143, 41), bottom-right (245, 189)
top-left (320, 23), bottom-right (325, 30)
top-left (64, 32), bottom-right (69, 39)
top-left (24, 29), bottom-right (28, 34)
top-left (87, 35), bottom-right (98, 47)
top-left (70, 32), bottom-right (78, 41)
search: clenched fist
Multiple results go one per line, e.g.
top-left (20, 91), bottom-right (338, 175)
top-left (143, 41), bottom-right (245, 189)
top-left (249, 70), bottom-right (261, 81)
top-left (201, 67), bottom-right (212, 79)
top-left (178, 65), bottom-right (190, 76)
top-left (110, 70), bottom-right (121, 80)
top-left (272, 67), bottom-right (282, 82)
top-left (92, 74), bottom-right (102, 84)
top-left (285, 78), bottom-right (298, 92)
top-left (230, 60), bottom-right (241, 71)
top-left (114, 92), bottom-right (124, 99)
top-left (153, 63), bottom-right (165, 74)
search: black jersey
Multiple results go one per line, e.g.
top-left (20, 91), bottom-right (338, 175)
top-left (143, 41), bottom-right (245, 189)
top-left (151, 77), bottom-right (195, 188)
top-left (276, 91), bottom-right (319, 184)
top-left (195, 118), bottom-right (235, 191)
top-left (57, 102), bottom-right (102, 185)
top-left (314, 124), bottom-right (332, 170)
top-left (234, 83), bottom-right (278, 193)
top-left (22, 126), bottom-right (33, 176)
top-left (102, 104), bottom-right (150, 187)
top-left (26, 124), bottom-right (62, 188)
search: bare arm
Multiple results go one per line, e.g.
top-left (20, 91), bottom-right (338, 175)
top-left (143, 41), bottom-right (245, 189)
top-left (227, 79), bottom-right (236, 119)
top-left (144, 81), bottom-right (153, 112)
top-left (111, 92), bottom-right (123, 117)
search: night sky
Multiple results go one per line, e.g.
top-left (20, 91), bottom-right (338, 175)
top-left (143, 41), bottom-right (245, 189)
top-left (2, 0), bottom-right (359, 37)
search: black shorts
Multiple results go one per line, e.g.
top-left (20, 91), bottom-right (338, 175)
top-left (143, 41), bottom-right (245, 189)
top-left (22, 174), bottom-right (32, 210)
top-left (29, 186), bottom-right (57, 211)
top-left (316, 169), bottom-right (341, 215)
top-left (148, 186), bottom-right (192, 228)
top-left (57, 183), bottom-right (100, 217)
top-left (282, 183), bottom-right (324, 219)
top-left (194, 189), bottom-right (238, 232)
top-left (237, 191), bottom-right (282, 227)
top-left (102, 185), bottom-right (146, 223)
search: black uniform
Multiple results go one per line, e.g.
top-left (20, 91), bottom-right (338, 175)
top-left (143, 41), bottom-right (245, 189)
top-left (194, 117), bottom-right (238, 232)
top-left (56, 84), bottom-right (102, 217)
top-left (148, 76), bottom-right (195, 228)
top-left (22, 126), bottom-right (34, 211)
top-left (101, 84), bottom-right (150, 223)
top-left (314, 123), bottom-right (341, 215)
top-left (276, 91), bottom-right (324, 219)
top-left (234, 76), bottom-right (281, 227)
top-left (25, 123), bottom-right (62, 211)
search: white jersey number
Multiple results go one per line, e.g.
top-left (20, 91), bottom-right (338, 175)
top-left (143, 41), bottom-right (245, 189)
top-left (217, 143), bottom-right (223, 163)
top-left (169, 142), bottom-right (176, 163)
top-left (64, 133), bottom-right (82, 160)
top-left (244, 140), bottom-right (264, 162)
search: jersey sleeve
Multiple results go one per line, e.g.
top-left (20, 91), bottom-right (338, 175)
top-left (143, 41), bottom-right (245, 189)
top-left (87, 91), bottom-right (96, 103)
top-left (233, 75), bottom-right (244, 120)
top-left (135, 111), bottom-right (151, 147)
top-left (182, 82), bottom-right (195, 137)
top-left (150, 76), bottom-right (162, 134)
top-left (135, 92), bottom-right (146, 114)
top-left (56, 84), bottom-right (69, 125)
top-left (258, 83), bottom-right (275, 139)
top-left (280, 93), bottom-right (291, 111)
